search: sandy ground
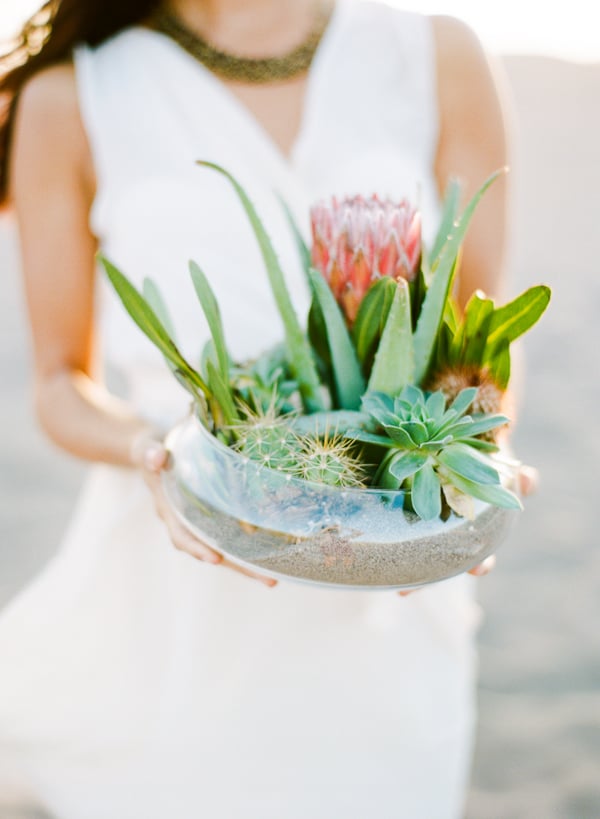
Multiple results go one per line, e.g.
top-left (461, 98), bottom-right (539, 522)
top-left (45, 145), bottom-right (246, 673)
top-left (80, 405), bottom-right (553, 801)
top-left (0, 55), bottom-right (599, 818)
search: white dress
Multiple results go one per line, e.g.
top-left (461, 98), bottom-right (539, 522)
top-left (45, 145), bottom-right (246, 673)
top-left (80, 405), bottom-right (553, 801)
top-left (0, 3), bottom-right (480, 817)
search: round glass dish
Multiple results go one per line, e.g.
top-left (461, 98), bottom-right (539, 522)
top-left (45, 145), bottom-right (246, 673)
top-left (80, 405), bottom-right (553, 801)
top-left (162, 413), bottom-right (517, 589)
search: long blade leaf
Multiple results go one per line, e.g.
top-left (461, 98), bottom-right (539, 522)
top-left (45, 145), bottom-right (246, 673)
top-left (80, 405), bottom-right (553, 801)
top-left (367, 279), bottom-right (414, 396)
top-left (413, 169), bottom-right (506, 384)
top-left (307, 267), bottom-right (365, 410)
top-left (198, 161), bottom-right (324, 412)
top-left (189, 261), bottom-right (230, 381)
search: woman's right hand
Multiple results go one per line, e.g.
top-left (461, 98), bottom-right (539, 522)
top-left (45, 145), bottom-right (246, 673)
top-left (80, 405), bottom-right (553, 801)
top-left (131, 432), bottom-right (278, 588)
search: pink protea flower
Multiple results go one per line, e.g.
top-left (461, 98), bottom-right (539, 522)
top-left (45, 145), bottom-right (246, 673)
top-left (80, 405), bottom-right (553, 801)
top-left (310, 195), bottom-right (422, 323)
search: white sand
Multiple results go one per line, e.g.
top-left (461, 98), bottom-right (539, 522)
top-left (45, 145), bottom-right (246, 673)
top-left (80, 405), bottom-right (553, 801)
top-left (0, 55), bottom-right (599, 817)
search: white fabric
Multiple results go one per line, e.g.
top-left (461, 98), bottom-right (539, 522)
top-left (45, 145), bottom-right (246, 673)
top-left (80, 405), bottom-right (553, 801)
top-left (0, 3), bottom-right (480, 817)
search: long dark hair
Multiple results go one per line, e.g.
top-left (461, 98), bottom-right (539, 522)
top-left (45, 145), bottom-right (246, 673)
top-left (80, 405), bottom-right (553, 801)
top-left (0, 0), bottom-right (159, 205)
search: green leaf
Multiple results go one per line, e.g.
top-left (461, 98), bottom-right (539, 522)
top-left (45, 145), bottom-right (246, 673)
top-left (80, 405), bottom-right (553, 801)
top-left (206, 359), bottom-right (239, 427)
top-left (198, 161), bottom-right (324, 412)
top-left (460, 290), bottom-right (495, 368)
top-left (352, 277), bottom-right (397, 367)
top-left (307, 268), bottom-right (365, 410)
top-left (100, 255), bottom-right (208, 394)
top-left (413, 169), bottom-right (506, 383)
top-left (388, 450), bottom-right (429, 482)
top-left (437, 443), bottom-right (500, 485)
top-left (412, 462), bottom-right (442, 520)
top-left (486, 285), bottom-right (551, 349)
top-left (462, 413), bottom-right (509, 437)
top-left (367, 279), bottom-right (414, 395)
top-left (425, 390), bottom-right (447, 420)
top-left (488, 340), bottom-right (511, 390)
top-left (142, 278), bottom-right (177, 340)
top-left (443, 471), bottom-right (522, 510)
top-left (189, 261), bottom-right (230, 381)
top-left (449, 387), bottom-right (478, 417)
top-left (381, 424), bottom-right (417, 448)
top-left (278, 195), bottom-right (311, 275)
top-left (430, 177), bottom-right (463, 261)
top-left (455, 437), bottom-right (499, 452)
top-left (344, 429), bottom-right (397, 448)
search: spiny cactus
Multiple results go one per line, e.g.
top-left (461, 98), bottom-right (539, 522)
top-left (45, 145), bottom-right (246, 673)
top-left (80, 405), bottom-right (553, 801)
top-left (293, 433), bottom-right (367, 488)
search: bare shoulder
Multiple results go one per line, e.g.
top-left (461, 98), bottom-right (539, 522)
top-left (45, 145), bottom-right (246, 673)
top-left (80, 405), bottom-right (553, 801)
top-left (13, 63), bottom-right (91, 191)
top-left (429, 15), bottom-right (507, 142)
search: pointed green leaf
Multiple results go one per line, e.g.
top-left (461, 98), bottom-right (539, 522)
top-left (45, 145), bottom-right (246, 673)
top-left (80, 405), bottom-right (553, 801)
top-left (462, 413), bottom-right (509, 437)
top-left (444, 471), bottom-right (522, 510)
top-left (189, 261), bottom-right (230, 381)
top-left (437, 443), bottom-right (501, 485)
top-left (461, 290), bottom-right (495, 367)
top-left (307, 267), bottom-right (365, 410)
top-left (412, 462), bottom-right (442, 520)
top-left (487, 340), bottom-right (511, 390)
top-left (206, 359), bottom-right (239, 427)
top-left (449, 387), bottom-right (478, 417)
top-left (388, 450), bottom-right (429, 482)
top-left (100, 255), bottom-right (208, 394)
top-left (198, 161), bottom-right (324, 412)
top-left (278, 195), bottom-right (311, 274)
top-left (430, 177), bottom-right (463, 261)
top-left (368, 279), bottom-right (414, 395)
top-left (425, 390), bottom-right (447, 420)
top-left (486, 285), bottom-right (551, 349)
top-left (413, 169), bottom-right (506, 383)
top-left (142, 278), bottom-right (177, 340)
top-left (352, 277), bottom-right (397, 366)
top-left (344, 429), bottom-right (397, 448)
top-left (381, 424), bottom-right (417, 448)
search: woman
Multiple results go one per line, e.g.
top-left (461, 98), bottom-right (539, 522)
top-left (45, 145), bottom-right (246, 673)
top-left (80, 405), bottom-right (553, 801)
top-left (0, 0), bottom-right (531, 816)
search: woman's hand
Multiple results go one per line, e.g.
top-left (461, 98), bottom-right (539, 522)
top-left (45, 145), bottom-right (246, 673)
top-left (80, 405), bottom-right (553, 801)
top-left (131, 431), bottom-right (278, 588)
top-left (398, 464), bottom-right (539, 597)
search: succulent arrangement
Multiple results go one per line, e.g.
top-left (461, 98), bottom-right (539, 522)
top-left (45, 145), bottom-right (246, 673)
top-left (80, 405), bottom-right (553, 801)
top-left (101, 163), bottom-right (550, 521)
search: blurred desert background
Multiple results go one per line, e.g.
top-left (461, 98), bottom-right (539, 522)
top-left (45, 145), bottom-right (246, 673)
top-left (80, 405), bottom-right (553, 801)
top-left (0, 50), bottom-right (599, 819)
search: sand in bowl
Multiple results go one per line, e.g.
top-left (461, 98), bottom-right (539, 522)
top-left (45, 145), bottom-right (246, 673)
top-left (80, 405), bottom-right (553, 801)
top-left (163, 415), bottom-right (517, 589)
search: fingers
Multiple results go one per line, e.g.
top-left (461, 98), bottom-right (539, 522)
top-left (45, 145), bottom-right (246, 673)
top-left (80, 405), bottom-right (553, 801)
top-left (221, 557), bottom-right (278, 588)
top-left (469, 554), bottom-right (496, 577)
top-left (518, 464), bottom-right (539, 497)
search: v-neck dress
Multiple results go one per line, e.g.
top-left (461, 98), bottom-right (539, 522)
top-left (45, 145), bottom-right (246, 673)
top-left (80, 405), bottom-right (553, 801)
top-left (0, 3), bottom-right (480, 817)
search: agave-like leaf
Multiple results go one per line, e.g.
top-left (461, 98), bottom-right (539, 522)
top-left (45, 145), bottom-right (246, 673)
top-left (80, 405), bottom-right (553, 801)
top-left (352, 277), bottom-right (397, 368)
top-left (449, 387), bottom-right (479, 417)
top-left (278, 194), bottom-right (311, 275)
top-left (457, 290), bottom-right (495, 368)
top-left (344, 429), bottom-right (397, 449)
top-left (425, 390), bottom-right (447, 421)
top-left (381, 424), bottom-right (417, 449)
top-left (367, 279), bottom-right (414, 396)
top-left (413, 169), bottom-right (506, 384)
top-left (443, 470), bottom-right (522, 510)
top-left (487, 339), bottom-right (511, 391)
top-left (307, 267), bottom-right (365, 410)
top-left (437, 443), bottom-right (501, 485)
top-left (142, 278), bottom-right (177, 340)
top-left (412, 462), bottom-right (442, 520)
top-left (388, 450), bottom-right (429, 482)
top-left (198, 161), bottom-right (324, 412)
top-left (189, 261), bottom-right (230, 382)
top-left (100, 255), bottom-right (209, 395)
top-left (430, 177), bottom-right (463, 262)
top-left (485, 285), bottom-right (551, 350)
top-left (206, 359), bottom-right (240, 428)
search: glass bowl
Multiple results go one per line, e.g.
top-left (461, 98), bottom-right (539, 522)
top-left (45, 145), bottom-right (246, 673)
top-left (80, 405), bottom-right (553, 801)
top-left (162, 412), bottom-right (517, 589)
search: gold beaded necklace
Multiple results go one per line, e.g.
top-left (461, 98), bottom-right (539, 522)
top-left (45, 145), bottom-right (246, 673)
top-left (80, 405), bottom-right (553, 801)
top-left (151, 3), bottom-right (333, 84)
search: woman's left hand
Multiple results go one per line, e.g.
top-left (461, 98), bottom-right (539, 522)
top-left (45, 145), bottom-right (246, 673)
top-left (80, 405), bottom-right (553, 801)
top-left (398, 464), bottom-right (539, 596)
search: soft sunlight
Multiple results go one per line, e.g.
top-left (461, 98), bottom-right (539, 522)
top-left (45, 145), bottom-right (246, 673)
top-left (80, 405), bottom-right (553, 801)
top-left (0, 0), bottom-right (598, 60)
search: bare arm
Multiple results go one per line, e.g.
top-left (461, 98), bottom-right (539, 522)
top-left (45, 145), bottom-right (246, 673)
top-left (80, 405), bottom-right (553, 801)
top-left (11, 64), bottom-right (154, 465)
top-left (11, 64), bottom-right (274, 583)
top-left (433, 15), bottom-right (512, 306)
